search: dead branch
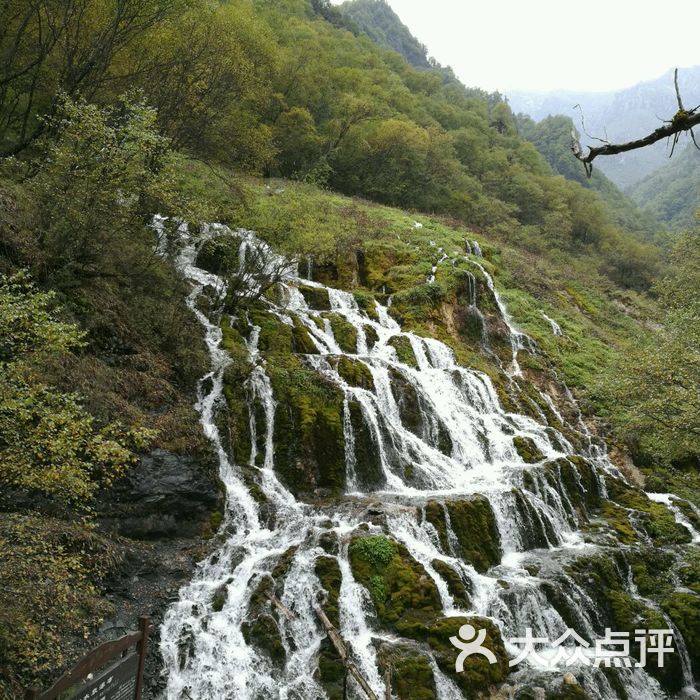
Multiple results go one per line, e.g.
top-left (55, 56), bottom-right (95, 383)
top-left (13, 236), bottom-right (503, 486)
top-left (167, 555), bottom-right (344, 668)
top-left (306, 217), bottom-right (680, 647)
top-left (314, 604), bottom-right (379, 700)
top-left (571, 68), bottom-right (700, 176)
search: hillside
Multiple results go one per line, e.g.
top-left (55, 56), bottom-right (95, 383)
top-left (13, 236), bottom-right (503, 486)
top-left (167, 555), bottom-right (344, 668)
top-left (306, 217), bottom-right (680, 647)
top-left (0, 1), bottom-right (699, 699)
top-left (629, 142), bottom-right (700, 230)
top-left (508, 66), bottom-right (700, 189)
top-left (516, 113), bottom-right (665, 243)
top-left (339, 0), bottom-right (431, 68)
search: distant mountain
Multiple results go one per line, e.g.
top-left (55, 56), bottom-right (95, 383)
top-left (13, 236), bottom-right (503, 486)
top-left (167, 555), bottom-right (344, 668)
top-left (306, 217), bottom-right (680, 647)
top-left (508, 66), bottom-right (700, 189)
top-left (517, 113), bottom-right (664, 242)
top-left (628, 143), bottom-right (700, 230)
top-left (339, 0), bottom-right (431, 68)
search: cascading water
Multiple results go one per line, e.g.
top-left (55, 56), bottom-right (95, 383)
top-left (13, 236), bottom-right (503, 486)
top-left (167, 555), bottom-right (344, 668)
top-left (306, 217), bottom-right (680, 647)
top-left (159, 221), bottom-right (697, 700)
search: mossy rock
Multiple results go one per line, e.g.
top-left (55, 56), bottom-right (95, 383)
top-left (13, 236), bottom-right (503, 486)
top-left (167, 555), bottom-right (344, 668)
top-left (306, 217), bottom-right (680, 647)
top-left (364, 323), bottom-right (379, 350)
top-left (511, 487), bottom-right (558, 549)
top-left (675, 498), bottom-right (700, 531)
top-left (423, 501), bottom-right (449, 553)
top-left (662, 591), bottom-right (700, 678)
top-left (348, 399), bottom-right (385, 491)
top-left (597, 500), bottom-right (638, 544)
top-left (513, 435), bottom-right (545, 463)
top-left (562, 551), bottom-right (685, 691)
top-left (267, 355), bottom-right (346, 496)
top-left (389, 366), bottom-right (423, 436)
top-left (606, 477), bottom-right (691, 544)
top-left (292, 316), bottom-right (319, 354)
top-left (565, 455), bottom-right (603, 511)
top-left (627, 548), bottom-right (675, 597)
top-left (377, 642), bottom-right (436, 700)
top-left (444, 496), bottom-right (502, 572)
top-left (317, 636), bottom-right (345, 700)
top-left (196, 234), bottom-right (240, 275)
top-left (336, 356), bottom-right (374, 390)
top-left (424, 497), bottom-right (502, 571)
top-left (326, 312), bottom-right (358, 353)
top-left (315, 555), bottom-right (342, 628)
top-left (241, 613), bottom-right (285, 664)
top-left (388, 334), bottom-right (419, 368)
top-left (677, 547), bottom-right (700, 595)
top-left (211, 582), bottom-right (228, 612)
top-left (247, 305), bottom-right (294, 354)
top-left (353, 290), bottom-right (380, 322)
top-left (421, 616), bottom-right (509, 694)
top-left (540, 581), bottom-right (591, 635)
top-left (431, 559), bottom-right (470, 608)
top-left (299, 284), bottom-right (331, 310)
top-left (349, 535), bottom-right (441, 630)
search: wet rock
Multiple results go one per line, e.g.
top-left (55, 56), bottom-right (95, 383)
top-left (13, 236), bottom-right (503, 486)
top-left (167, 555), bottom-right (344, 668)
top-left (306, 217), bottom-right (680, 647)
top-left (100, 449), bottom-right (223, 539)
top-left (377, 641), bottom-right (437, 700)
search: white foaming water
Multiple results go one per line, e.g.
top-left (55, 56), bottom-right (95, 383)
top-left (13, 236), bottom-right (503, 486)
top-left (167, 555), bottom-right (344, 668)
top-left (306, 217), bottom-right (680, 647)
top-left (468, 259), bottom-right (535, 376)
top-left (159, 222), bottom-right (696, 699)
top-left (648, 493), bottom-right (700, 543)
top-left (541, 311), bottom-right (563, 337)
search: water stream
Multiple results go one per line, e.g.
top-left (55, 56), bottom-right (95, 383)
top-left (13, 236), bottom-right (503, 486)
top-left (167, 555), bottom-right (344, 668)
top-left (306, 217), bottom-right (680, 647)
top-left (158, 222), bottom-right (697, 699)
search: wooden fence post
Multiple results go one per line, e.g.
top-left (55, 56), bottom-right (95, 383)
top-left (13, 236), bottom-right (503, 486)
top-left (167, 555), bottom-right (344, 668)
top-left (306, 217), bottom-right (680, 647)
top-left (134, 616), bottom-right (151, 700)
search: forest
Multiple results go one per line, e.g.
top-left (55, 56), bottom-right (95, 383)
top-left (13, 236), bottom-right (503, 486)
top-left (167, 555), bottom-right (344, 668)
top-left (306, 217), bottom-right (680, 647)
top-left (0, 1), bottom-right (699, 698)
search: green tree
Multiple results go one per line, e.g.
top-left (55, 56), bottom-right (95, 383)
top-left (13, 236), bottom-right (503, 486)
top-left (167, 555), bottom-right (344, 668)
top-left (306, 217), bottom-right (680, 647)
top-left (0, 272), bottom-right (151, 510)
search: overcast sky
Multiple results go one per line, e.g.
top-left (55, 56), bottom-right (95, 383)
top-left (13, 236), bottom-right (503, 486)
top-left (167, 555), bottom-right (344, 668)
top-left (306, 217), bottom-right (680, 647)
top-left (334, 0), bottom-right (700, 94)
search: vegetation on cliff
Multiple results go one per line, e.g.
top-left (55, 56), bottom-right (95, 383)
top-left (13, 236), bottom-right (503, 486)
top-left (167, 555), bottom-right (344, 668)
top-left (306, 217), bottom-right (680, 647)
top-left (0, 0), bottom-right (698, 696)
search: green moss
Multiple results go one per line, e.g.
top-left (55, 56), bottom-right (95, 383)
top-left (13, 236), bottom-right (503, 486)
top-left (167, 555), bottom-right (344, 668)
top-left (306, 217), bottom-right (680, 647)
top-left (267, 353), bottom-right (346, 495)
top-left (431, 559), bottom-right (470, 608)
top-left (606, 477), bottom-right (691, 544)
top-left (389, 366), bottom-right (424, 437)
top-left (291, 316), bottom-right (319, 354)
top-left (598, 500), bottom-right (638, 544)
top-left (388, 334), bottom-right (418, 368)
top-left (353, 290), bottom-right (380, 321)
top-left (364, 323), bottom-right (379, 350)
top-left (421, 616), bottom-right (509, 694)
top-left (513, 435), bottom-right (545, 463)
top-left (423, 501), bottom-right (449, 553)
top-left (241, 614), bottom-right (285, 663)
top-left (326, 312), bottom-right (358, 353)
top-left (317, 637), bottom-right (345, 700)
top-left (662, 591), bottom-right (700, 676)
top-left (336, 356), bottom-right (374, 390)
top-left (315, 555), bottom-right (342, 628)
top-left (444, 496), bottom-right (502, 572)
top-left (566, 455), bottom-right (603, 510)
top-left (349, 535), bottom-right (441, 629)
top-left (299, 284), bottom-right (331, 310)
top-left (377, 643), bottom-right (436, 700)
top-left (511, 487), bottom-right (557, 548)
top-left (348, 399), bottom-right (385, 490)
top-left (211, 583), bottom-right (228, 612)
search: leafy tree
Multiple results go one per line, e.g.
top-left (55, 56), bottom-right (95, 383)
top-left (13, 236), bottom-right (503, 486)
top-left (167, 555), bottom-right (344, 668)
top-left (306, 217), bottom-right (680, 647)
top-left (0, 0), bottom-right (186, 155)
top-left (27, 93), bottom-right (177, 286)
top-left (0, 272), bottom-right (151, 511)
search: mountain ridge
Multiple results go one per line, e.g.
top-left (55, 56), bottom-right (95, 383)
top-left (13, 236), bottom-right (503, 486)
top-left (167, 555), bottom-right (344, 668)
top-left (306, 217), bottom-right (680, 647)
top-left (508, 65), bottom-right (700, 189)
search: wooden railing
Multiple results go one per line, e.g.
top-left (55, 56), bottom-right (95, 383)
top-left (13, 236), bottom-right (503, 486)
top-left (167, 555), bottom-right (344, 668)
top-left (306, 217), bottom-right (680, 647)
top-left (24, 616), bottom-right (151, 700)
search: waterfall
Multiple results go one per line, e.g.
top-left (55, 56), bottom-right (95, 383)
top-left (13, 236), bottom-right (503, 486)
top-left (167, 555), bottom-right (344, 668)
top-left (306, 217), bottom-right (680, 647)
top-left (468, 260), bottom-right (535, 376)
top-left (159, 221), bottom-right (697, 700)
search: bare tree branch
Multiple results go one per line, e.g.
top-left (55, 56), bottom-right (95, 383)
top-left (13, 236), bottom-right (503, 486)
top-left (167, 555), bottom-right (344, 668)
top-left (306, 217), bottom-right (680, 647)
top-left (571, 68), bottom-right (700, 176)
